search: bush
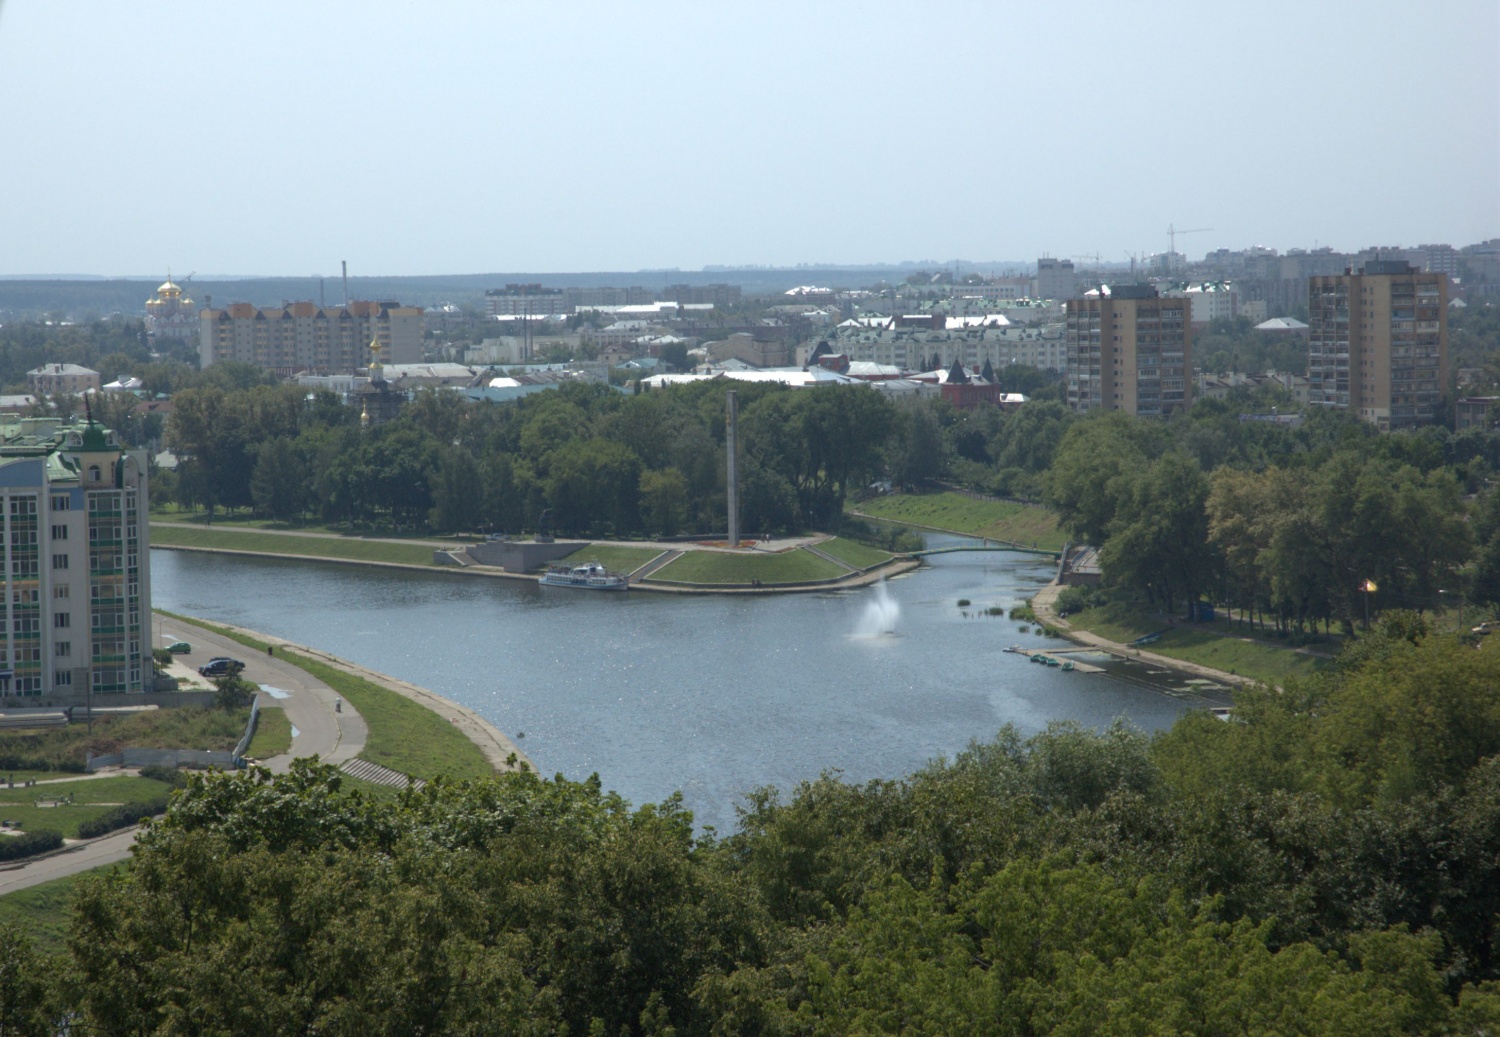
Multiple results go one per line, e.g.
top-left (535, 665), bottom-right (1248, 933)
top-left (1056, 585), bottom-right (1107, 615)
top-left (213, 675), bottom-right (256, 711)
top-left (957, 599), bottom-right (971, 607)
top-left (0, 828), bottom-right (63, 861)
top-left (0, 756), bottom-right (85, 774)
top-left (137, 765), bottom-right (191, 789)
top-left (1010, 604), bottom-right (1038, 622)
top-left (75, 798), bottom-right (169, 840)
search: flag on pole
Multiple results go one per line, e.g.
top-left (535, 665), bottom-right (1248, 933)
top-left (1361, 579), bottom-right (1378, 593)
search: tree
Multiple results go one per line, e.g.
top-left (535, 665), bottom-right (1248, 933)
top-left (249, 437), bottom-right (307, 522)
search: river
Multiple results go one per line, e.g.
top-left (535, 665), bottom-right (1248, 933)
top-left (150, 539), bottom-right (1221, 832)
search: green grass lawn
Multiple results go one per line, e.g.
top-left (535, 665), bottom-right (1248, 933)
top-left (0, 775), bottom-right (174, 839)
top-left (0, 870), bottom-right (96, 954)
top-left (814, 537), bottom-right (894, 570)
top-left (0, 707), bottom-right (251, 771)
top-left (1064, 601), bottom-right (1333, 685)
top-left (167, 616), bottom-right (495, 782)
top-left (150, 524), bottom-right (441, 566)
top-left (246, 706), bottom-right (292, 759)
top-left (150, 504), bottom-right (480, 542)
top-left (649, 548), bottom-right (847, 585)
top-left (558, 545), bottom-right (665, 574)
top-left (852, 492), bottom-right (1066, 551)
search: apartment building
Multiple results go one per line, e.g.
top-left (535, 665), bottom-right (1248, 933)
top-left (0, 416), bottom-right (151, 703)
top-left (28, 364), bottom-right (101, 396)
top-left (1065, 285), bottom-right (1192, 416)
top-left (199, 300), bottom-right (423, 375)
top-left (1035, 258), bottom-right (1076, 301)
top-left (1307, 260), bottom-right (1447, 429)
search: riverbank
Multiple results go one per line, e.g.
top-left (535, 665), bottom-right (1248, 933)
top-left (169, 615), bottom-right (532, 778)
top-left (1033, 581), bottom-right (1288, 690)
top-left (151, 523), bottom-right (919, 594)
top-left (849, 490), bottom-right (1066, 551)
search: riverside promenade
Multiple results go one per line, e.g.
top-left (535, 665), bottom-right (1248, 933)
top-left (0, 615), bottom-right (530, 896)
top-left (1031, 581), bottom-right (1258, 690)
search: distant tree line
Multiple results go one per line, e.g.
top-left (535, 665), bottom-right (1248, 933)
top-left (166, 380), bottom-right (901, 536)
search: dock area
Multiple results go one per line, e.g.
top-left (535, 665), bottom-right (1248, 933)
top-left (1004, 646), bottom-right (1105, 673)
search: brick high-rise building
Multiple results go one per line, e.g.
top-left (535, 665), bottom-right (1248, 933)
top-left (1065, 285), bottom-right (1192, 417)
top-left (1307, 261), bottom-right (1446, 429)
top-left (199, 300), bottom-right (423, 375)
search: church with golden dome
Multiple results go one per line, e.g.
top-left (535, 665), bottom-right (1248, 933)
top-left (144, 274), bottom-right (197, 342)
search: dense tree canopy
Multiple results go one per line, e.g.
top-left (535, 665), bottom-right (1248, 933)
top-left (4, 626), bottom-right (1496, 1033)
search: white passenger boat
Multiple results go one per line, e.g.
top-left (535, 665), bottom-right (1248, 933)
top-left (538, 560), bottom-right (629, 591)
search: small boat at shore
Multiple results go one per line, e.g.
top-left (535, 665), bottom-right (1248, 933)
top-left (539, 561), bottom-right (629, 591)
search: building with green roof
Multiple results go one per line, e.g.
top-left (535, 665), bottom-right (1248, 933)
top-left (0, 414), bottom-right (150, 702)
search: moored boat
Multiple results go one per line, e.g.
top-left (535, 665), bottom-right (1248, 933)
top-left (539, 560), bottom-right (629, 591)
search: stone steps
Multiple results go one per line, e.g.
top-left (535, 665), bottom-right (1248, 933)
top-left (340, 757), bottom-right (425, 790)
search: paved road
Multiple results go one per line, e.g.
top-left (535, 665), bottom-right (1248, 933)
top-left (158, 617), bottom-right (368, 771)
top-left (0, 618), bottom-right (368, 896)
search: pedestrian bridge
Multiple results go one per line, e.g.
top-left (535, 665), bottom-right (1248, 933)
top-left (912, 544), bottom-right (1060, 559)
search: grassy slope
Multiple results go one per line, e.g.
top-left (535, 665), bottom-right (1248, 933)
top-left (1066, 602), bottom-right (1332, 685)
top-left (172, 617), bottom-right (494, 781)
top-left (0, 775), bottom-right (174, 839)
top-left (853, 492), bottom-right (1065, 551)
top-left (0, 871), bottom-right (93, 953)
top-left (650, 548), bottom-right (846, 585)
top-left (558, 545), bottom-right (665, 573)
top-left (245, 706), bottom-right (293, 759)
top-left (0, 707), bottom-right (250, 771)
top-left (815, 537), bottom-right (895, 570)
top-left (150, 525), bottom-right (439, 566)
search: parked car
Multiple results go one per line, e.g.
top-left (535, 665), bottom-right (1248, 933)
top-left (166, 641), bottom-right (191, 654)
top-left (198, 657), bottom-right (245, 678)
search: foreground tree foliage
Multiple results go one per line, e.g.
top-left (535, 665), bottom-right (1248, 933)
top-left (0, 629), bottom-right (1487, 1033)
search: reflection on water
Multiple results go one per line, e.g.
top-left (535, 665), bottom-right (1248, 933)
top-left (151, 542), bottom-right (1222, 832)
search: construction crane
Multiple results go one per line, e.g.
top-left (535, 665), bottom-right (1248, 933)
top-left (1071, 253), bottom-right (1102, 266)
top-left (1166, 224), bottom-right (1212, 254)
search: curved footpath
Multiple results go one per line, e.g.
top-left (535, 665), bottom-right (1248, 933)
top-left (0, 616), bottom-right (530, 896)
top-left (1031, 581), bottom-right (1257, 690)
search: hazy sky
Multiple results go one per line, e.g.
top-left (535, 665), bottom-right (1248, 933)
top-left (0, 0), bottom-right (1496, 276)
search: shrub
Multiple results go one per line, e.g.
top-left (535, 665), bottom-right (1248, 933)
top-left (75, 798), bottom-right (169, 840)
top-left (1055, 585), bottom-right (1105, 615)
top-left (957, 599), bottom-right (971, 607)
top-left (1010, 604), bottom-right (1038, 622)
top-left (0, 828), bottom-right (63, 861)
top-left (214, 676), bottom-right (256, 711)
top-left (138, 765), bottom-right (191, 789)
top-left (0, 756), bottom-right (85, 774)
top-left (986, 606), bottom-right (1005, 616)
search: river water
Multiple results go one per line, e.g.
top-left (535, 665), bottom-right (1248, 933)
top-left (151, 539), bottom-right (1221, 832)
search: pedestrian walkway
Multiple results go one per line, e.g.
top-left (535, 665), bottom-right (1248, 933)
top-left (1031, 581), bottom-right (1259, 689)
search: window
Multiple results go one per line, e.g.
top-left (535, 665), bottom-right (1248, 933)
top-left (87, 465), bottom-right (101, 482)
top-left (54, 672), bottom-right (71, 687)
top-left (51, 495), bottom-right (69, 511)
top-left (12, 588), bottom-right (37, 604)
top-left (54, 641), bottom-right (70, 657)
top-left (53, 585), bottom-right (68, 600)
top-left (51, 524), bottom-right (67, 540)
top-left (51, 554), bottom-right (68, 570)
top-left (53, 613), bottom-right (69, 629)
